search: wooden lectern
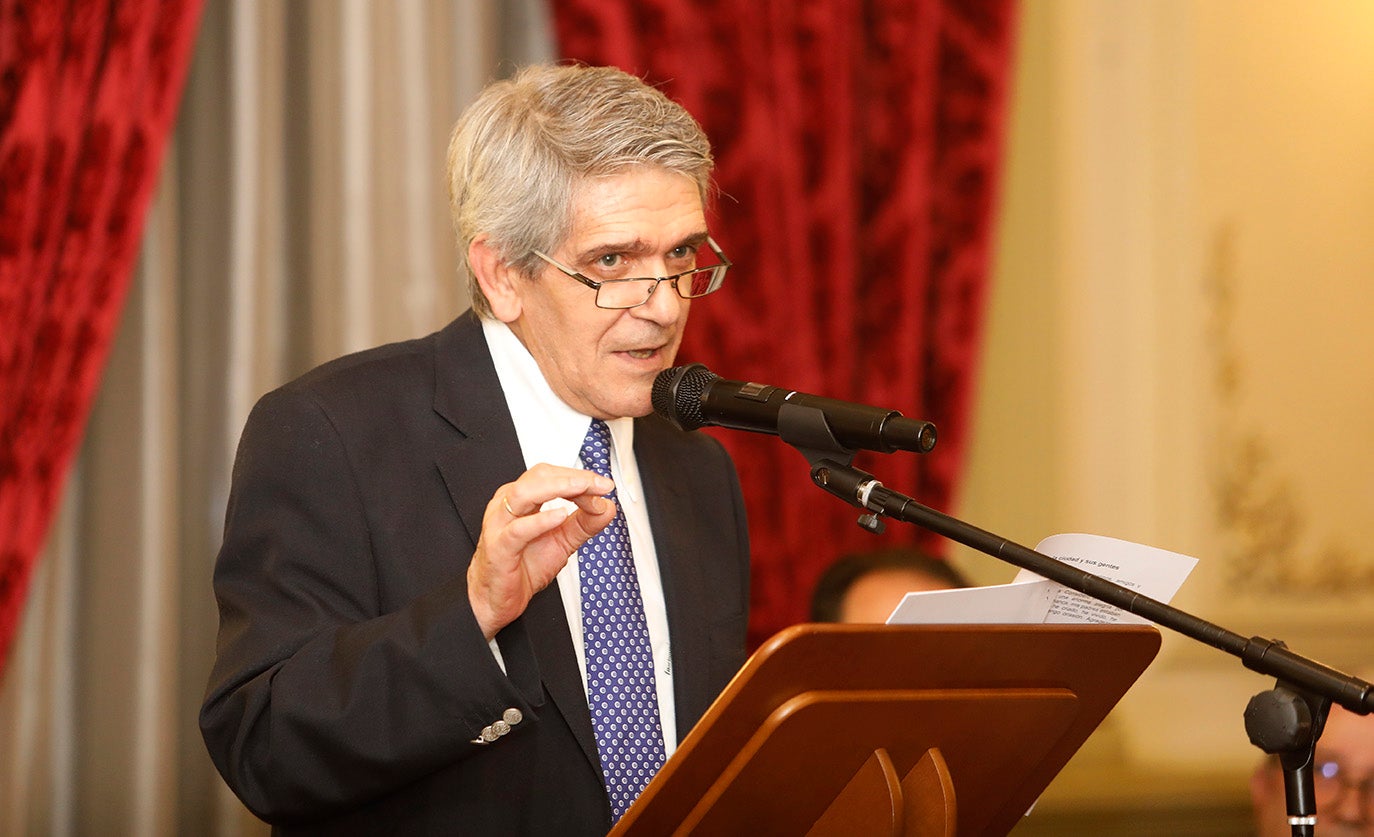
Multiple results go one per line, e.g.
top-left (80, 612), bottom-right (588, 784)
top-left (612, 623), bottom-right (1161, 836)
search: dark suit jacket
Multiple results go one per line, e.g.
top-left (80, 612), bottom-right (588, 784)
top-left (200, 311), bottom-right (750, 835)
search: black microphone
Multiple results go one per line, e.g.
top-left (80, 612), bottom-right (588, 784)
top-left (651, 363), bottom-right (937, 454)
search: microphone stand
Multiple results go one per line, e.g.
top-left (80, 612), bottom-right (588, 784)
top-left (773, 402), bottom-right (1371, 837)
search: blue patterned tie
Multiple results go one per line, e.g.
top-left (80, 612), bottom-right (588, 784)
top-left (579, 419), bottom-right (666, 821)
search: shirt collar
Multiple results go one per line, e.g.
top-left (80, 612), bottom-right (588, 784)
top-left (479, 316), bottom-right (641, 501)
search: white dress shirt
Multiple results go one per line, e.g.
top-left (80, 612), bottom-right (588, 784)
top-left (480, 317), bottom-right (678, 756)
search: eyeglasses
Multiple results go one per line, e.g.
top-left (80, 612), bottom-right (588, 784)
top-left (1315, 759), bottom-right (1374, 818)
top-left (532, 237), bottom-right (731, 310)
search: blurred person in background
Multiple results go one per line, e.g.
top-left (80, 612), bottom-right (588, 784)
top-left (810, 546), bottom-right (970, 624)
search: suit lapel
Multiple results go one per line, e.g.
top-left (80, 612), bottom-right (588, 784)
top-left (635, 417), bottom-right (716, 734)
top-left (431, 312), bottom-right (602, 773)
top-left (431, 311), bottom-right (524, 546)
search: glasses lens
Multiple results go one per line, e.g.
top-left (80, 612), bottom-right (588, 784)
top-left (596, 279), bottom-right (656, 309)
top-left (678, 267), bottom-right (725, 298)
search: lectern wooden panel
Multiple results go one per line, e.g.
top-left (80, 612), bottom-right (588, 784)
top-left (613, 623), bottom-right (1160, 836)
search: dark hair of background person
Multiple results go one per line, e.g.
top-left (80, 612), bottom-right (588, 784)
top-left (810, 546), bottom-right (971, 623)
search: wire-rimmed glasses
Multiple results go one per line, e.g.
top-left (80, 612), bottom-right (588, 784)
top-left (532, 237), bottom-right (731, 310)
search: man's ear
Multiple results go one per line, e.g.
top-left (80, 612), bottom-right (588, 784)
top-left (469, 236), bottom-right (523, 323)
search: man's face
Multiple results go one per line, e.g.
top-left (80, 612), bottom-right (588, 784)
top-left (1314, 706), bottom-right (1374, 834)
top-left (502, 167), bottom-right (706, 419)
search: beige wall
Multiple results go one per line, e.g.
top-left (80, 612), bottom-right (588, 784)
top-left (958, 1), bottom-right (1374, 831)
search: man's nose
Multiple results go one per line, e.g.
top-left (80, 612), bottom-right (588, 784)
top-left (631, 277), bottom-right (686, 323)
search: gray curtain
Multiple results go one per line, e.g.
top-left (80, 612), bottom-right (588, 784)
top-left (0, 2), bottom-right (552, 833)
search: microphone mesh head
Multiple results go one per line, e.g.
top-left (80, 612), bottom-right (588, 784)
top-left (651, 364), bottom-right (717, 430)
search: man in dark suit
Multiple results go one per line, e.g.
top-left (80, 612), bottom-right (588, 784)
top-left (200, 64), bottom-right (750, 835)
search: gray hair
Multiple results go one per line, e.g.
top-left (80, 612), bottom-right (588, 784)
top-left (446, 63), bottom-right (715, 317)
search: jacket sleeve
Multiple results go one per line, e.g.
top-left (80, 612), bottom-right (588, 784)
top-left (198, 385), bottom-right (542, 824)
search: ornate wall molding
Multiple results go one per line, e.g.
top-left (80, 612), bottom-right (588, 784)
top-left (1206, 224), bottom-right (1374, 596)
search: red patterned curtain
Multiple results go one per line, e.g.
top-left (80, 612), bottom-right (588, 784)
top-left (552, 0), bottom-right (1017, 645)
top-left (0, 0), bottom-right (203, 675)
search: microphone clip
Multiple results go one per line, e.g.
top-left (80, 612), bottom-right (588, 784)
top-left (776, 399), bottom-right (857, 466)
top-left (782, 403), bottom-right (889, 536)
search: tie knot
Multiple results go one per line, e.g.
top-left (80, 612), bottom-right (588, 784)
top-left (581, 419), bottom-right (614, 479)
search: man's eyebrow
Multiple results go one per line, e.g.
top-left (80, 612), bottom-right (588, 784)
top-left (573, 231), bottom-right (710, 263)
top-left (674, 231), bottom-right (711, 249)
top-left (575, 240), bottom-right (652, 262)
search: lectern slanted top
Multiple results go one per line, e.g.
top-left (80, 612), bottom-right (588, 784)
top-left (612, 623), bottom-right (1161, 836)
